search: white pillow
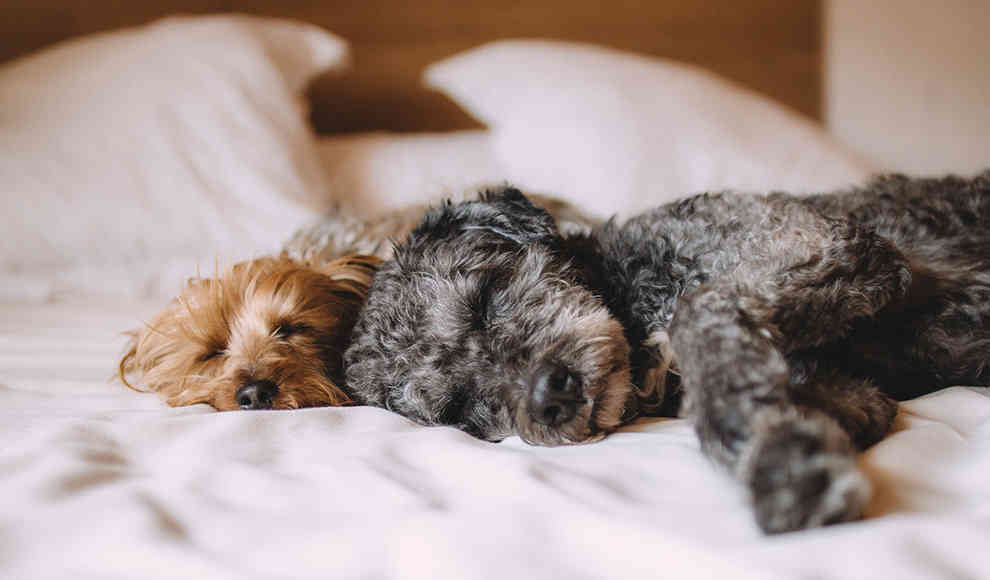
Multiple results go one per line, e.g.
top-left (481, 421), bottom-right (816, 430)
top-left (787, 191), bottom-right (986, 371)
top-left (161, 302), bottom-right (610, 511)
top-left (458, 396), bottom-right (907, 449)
top-left (316, 130), bottom-right (506, 217)
top-left (425, 40), bottom-right (876, 219)
top-left (0, 15), bottom-right (346, 301)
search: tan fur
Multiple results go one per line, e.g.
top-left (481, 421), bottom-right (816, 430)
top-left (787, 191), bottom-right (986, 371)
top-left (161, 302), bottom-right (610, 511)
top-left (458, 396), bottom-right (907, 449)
top-left (119, 254), bottom-right (379, 410)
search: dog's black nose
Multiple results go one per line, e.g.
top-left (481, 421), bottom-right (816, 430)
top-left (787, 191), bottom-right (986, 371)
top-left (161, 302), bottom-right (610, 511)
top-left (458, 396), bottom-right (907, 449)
top-left (527, 363), bottom-right (582, 426)
top-left (236, 380), bottom-right (278, 410)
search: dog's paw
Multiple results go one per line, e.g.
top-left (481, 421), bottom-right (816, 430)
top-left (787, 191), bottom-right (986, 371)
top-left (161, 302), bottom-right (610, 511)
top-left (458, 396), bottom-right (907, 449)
top-left (744, 415), bottom-right (870, 534)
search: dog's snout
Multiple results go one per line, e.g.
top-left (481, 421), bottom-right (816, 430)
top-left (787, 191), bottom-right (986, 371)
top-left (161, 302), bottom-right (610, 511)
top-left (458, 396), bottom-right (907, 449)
top-left (237, 380), bottom-right (278, 410)
top-left (527, 363), bottom-right (582, 426)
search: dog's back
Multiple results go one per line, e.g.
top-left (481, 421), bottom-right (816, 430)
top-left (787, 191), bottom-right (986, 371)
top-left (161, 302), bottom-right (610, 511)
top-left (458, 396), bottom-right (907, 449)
top-left (805, 170), bottom-right (990, 261)
top-left (802, 171), bottom-right (990, 395)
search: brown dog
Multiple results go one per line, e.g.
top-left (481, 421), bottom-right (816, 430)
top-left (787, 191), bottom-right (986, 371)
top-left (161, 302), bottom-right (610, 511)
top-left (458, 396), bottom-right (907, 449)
top-left (119, 254), bottom-right (378, 410)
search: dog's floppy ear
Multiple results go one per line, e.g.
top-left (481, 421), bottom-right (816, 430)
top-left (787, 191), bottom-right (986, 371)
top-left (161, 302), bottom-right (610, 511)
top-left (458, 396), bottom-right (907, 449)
top-left (413, 186), bottom-right (559, 247)
top-left (312, 254), bottom-right (381, 301)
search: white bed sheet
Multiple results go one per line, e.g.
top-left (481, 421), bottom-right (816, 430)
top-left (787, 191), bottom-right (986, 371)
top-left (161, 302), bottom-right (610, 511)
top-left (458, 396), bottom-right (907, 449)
top-left (2, 298), bottom-right (988, 579)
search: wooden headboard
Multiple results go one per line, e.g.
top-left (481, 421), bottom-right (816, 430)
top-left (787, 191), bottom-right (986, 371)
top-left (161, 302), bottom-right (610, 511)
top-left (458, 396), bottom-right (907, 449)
top-left (1, 1), bottom-right (822, 133)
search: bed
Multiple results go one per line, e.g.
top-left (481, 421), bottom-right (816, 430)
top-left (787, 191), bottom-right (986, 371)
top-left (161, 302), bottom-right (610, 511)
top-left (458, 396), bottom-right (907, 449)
top-left (2, 8), bottom-right (989, 579)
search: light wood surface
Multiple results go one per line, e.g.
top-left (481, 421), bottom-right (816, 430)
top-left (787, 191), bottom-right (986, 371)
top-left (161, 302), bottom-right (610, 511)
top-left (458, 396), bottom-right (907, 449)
top-left (0, 1), bottom-right (822, 132)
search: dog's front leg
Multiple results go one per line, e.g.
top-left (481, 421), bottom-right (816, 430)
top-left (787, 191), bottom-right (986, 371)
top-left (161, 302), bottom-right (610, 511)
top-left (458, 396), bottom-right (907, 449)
top-left (669, 283), bottom-right (871, 533)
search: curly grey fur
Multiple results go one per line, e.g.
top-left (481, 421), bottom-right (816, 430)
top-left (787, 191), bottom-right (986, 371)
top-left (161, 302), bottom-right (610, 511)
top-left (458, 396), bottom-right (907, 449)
top-left (345, 172), bottom-right (990, 533)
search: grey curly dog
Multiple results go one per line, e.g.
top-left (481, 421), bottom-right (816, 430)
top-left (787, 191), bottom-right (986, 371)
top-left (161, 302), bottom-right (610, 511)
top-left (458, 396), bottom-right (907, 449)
top-left (344, 172), bottom-right (990, 533)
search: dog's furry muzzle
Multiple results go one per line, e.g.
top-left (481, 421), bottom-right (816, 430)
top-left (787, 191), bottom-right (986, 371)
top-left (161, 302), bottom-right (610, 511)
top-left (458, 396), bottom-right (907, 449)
top-left (499, 315), bottom-right (633, 446)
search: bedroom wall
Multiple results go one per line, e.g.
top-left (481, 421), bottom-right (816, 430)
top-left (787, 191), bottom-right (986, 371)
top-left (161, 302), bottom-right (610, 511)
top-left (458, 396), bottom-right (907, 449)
top-left (0, 1), bottom-right (822, 132)
top-left (825, 0), bottom-right (990, 175)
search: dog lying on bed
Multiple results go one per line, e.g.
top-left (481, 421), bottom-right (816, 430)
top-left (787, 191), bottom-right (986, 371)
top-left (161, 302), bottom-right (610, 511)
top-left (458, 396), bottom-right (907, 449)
top-left (344, 172), bottom-right (990, 533)
top-left (118, 195), bottom-right (597, 411)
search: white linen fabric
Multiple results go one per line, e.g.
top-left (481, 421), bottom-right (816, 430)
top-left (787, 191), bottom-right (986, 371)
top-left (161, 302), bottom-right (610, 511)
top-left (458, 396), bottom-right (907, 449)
top-left (0, 15), bottom-right (346, 302)
top-left (316, 130), bottom-right (506, 217)
top-left (425, 40), bottom-right (877, 219)
top-left (0, 299), bottom-right (988, 579)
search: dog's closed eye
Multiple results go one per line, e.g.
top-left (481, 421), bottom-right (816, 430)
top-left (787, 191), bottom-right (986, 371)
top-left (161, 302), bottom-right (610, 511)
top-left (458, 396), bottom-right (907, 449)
top-left (473, 273), bottom-right (509, 328)
top-left (274, 322), bottom-right (309, 338)
top-left (198, 349), bottom-right (224, 363)
top-left (472, 289), bottom-right (495, 330)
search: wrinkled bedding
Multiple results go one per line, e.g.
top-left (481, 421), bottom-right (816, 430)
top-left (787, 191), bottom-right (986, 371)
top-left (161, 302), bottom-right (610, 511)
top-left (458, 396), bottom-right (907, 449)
top-left (2, 299), bottom-right (988, 579)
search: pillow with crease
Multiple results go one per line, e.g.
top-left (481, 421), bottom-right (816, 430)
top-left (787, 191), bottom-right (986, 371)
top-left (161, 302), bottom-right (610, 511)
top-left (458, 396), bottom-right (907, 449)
top-left (425, 40), bottom-right (876, 219)
top-left (0, 14), bottom-right (347, 301)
